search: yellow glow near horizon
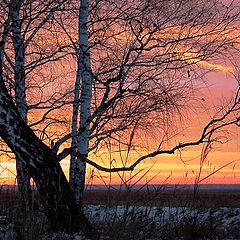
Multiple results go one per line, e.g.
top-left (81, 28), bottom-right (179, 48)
top-left (1, 145), bottom-right (239, 185)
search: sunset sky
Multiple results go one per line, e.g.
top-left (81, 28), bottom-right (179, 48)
top-left (1, 61), bottom-right (240, 186)
top-left (0, 0), bottom-right (239, 187)
top-left (64, 63), bottom-right (239, 186)
top-left (1, 63), bottom-right (239, 186)
top-left (86, 69), bottom-right (240, 186)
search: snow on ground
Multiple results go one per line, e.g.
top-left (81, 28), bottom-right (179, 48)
top-left (40, 232), bottom-right (90, 240)
top-left (83, 205), bottom-right (240, 239)
top-left (0, 216), bottom-right (15, 240)
top-left (84, 204), bottom-right (240, 230)
top-left (1, 205), bottom-right (240, 239)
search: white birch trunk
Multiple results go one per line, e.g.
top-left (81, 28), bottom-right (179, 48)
top-left (10, 0), bottom-right (32, 210)
top-left (70, 69), bottom-right (81, 187)
top-left (72, 0), bottom-right (93, 205)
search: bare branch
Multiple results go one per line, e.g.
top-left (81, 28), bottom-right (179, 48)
top-left (85, 92), bottom-right (240, 172)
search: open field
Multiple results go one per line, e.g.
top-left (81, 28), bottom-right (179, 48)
top-left (1, 185), bottom-right (240, 239)
top-left (2, 184), bottom-right (240, 208)
top-left (83, 187), bottom-right (240, 208)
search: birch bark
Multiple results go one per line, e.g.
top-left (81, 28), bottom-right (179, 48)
top-left (9, 0), bottom-right (32, 210)
top-left (70, 65), bottom-right (81, 188)
top-left (71, 0), bottom-right (93, 205)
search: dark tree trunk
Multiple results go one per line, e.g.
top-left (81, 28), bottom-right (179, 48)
top-left (32, 159), bottom-right (92, 234)
top-left (16, 162), bottom-right (32, 210)
top-left (0, 77), bottom-right (94, 238)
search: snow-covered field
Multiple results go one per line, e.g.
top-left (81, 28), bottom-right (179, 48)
top-left (84, 205), bottom-right (240, 239)
top-left (85, 204), bottom-right (240, 228)
top-left (36, 205), bottom-right (240, 239)
top-left (1, 205), bottom-right (240, 239)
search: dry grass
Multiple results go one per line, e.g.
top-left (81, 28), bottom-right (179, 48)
top-left (83, 188), bottom-right (240, 208)
top-left (1, 186), bottom-right (240, 239)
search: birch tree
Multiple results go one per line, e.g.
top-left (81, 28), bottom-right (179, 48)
top-left (69, 0), bottom-right (93, 205)
top-left (0, 0), bottom-right (239, 236)
top-left (1, 0), bottom-right (72, 209)
top-left (9, 0), bottom-right (32, 210)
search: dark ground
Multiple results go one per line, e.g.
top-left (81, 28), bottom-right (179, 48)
top-left (1, 185), bottom-right (240, 208)
top-left (1, 185), bottom-right (240, 239)
top-left (83, 188), bottom-right (240, 208)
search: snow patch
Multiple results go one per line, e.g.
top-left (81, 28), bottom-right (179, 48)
top-left (40, 232), bottom-right (90, 240)
top-left (0, 216), bottom-right (15, 240)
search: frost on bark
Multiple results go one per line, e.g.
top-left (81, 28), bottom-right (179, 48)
top-left (70, 0), bottom-right (93, 205)
top-left (9, 0), bottom-right (32, 210)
